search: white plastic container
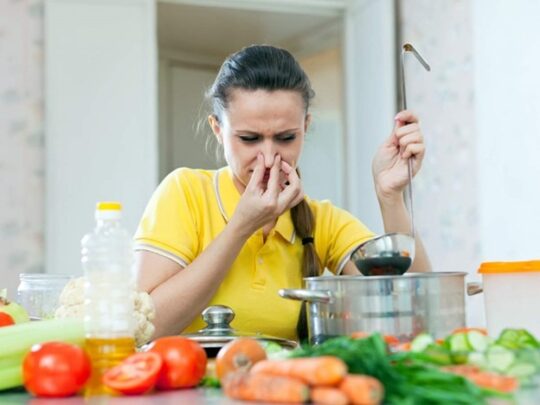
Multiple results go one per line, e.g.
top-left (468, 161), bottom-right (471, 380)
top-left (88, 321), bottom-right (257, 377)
top-left (479, 261), bottom-right (540, 337)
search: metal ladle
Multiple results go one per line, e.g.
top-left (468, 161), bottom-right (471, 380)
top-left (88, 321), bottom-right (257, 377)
top-left (351, 43), bottom-right (430, 276)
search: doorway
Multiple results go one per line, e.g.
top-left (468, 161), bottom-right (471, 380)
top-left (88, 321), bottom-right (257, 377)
top-left (156, 1), bottom-right (346, 206)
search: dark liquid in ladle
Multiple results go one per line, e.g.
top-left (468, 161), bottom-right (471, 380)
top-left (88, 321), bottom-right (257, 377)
top-left (354, 256), bottom-right (412, 276)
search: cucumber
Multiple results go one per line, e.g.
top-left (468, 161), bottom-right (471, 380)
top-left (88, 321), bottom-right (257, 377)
top-left (497, 328), bottom-right (540, 350)
top-left (410, 333), bottom-right (434, 352)
top-left (486, 345), bottom-right (515, 373)
top-left (423, 345), bottom-right (453, 366)
top-left (506, 362), bottom-right (537, 378)
top-left (449, 332), bottom-right (470, 353)
top-left (467, 352), bottom-right (487, 368)
top-left (466, 330), bottom-right (489, 352)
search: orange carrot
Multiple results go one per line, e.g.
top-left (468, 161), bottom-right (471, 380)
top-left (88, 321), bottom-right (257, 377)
top-left (443, 365), bottom-right (519, 393)
top-left (466, 372), bottom-right (519, 393)
top-left (451, 327), bottom-right (488, 336)
top-left (340, 374), bottom-right (384, 405)
top-left (311, 386), bottom-right (349, 405)
top-left (395, 341), bottom-right (412, 352)
top-left (443, 365), bottom-right (482, 375)
top-left (350, 331), bottom-right (370, 339)
top-left (222, 371), bottom-right (309, 403)
top-left (250, 356), bottom-right (347, 386)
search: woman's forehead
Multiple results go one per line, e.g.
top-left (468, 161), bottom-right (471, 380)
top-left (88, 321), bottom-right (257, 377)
top-left (225, 89), bottom-right (306, 128)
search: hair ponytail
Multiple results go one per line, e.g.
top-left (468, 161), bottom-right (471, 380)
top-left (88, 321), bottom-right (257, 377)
top-left (291, 170), bottom-right (322, 342)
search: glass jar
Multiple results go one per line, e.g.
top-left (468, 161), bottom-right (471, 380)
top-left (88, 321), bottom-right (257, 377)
top-left (17, 273), bottom-right (73, 320)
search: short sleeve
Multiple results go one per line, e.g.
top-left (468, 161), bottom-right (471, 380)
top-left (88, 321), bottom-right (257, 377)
top-left (134, 168), bottom-right (201, 267)
top-left (313, 200), bottom-right (375, 275)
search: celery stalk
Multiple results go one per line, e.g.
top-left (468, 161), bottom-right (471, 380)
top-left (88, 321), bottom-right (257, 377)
top-left (0, 319), bottom-right (86, 392)
top-left (0, 318), bottom-right (84, 357)
top-left (0, 365), bottom-right (22, 391)
top-left (0, 352), bottom-right (25, 369)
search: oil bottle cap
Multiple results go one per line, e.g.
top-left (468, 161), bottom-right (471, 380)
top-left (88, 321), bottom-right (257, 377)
top-left (96, 201), bottom-right (122, 211)
top-left (95, 201), bottom-right (122, 220)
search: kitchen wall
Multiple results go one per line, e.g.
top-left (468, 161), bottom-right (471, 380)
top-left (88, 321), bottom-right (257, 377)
top-left (399, 0), bottom-right (483, 325)
top-left (300, 47), bottom-right (345, 208)
top-left (0, 0), bottom-right (45, 299)
top-left (399, 1), bottom-right (479, 271)
top-left (400, 0), bottom-right (540, 326)
top-left (2, 0), bottom-right (538, 326)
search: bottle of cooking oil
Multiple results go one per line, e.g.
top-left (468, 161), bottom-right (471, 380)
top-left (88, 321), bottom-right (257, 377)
top-left (82, 202), bottom-right (135, 396)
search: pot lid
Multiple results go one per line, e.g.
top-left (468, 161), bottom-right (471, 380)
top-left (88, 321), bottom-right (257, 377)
top-left (182, 305), bottom-right (298, 350)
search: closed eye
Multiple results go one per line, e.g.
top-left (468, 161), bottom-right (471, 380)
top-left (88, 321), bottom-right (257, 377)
top-left (277, 134), bottom-right (297, 142)
top-left (238, 135), bottom-right (260, 143)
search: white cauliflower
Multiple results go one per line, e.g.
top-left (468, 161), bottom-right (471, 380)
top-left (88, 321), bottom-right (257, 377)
top-left (55, 277), bottom-right (156, 347)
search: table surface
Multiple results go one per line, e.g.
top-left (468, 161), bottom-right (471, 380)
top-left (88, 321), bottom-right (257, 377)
top-left (2, 387), bottom-right (540, 405)
top-left (0, 388), bottom-right (240, 405)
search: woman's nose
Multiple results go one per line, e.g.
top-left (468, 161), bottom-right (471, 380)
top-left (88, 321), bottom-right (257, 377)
top-left (260, 142), bottom-right (277, 167)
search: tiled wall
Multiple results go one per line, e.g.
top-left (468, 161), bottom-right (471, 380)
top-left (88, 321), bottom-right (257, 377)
top-left (399, 0), bottom-right (483, 325)
top-left (398, 0), bottom-right (480, 273)
top-left (0, 0), bottom-right (45, 299)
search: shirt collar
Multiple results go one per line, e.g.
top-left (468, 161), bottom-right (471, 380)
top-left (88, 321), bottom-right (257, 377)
top-left (214, 166), bottom-right (296, 244)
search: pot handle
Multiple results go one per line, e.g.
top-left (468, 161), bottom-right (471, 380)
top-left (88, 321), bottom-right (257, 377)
top-left (278, 289), bottom-right (333, 304)
top-left (467, 282), bottom-right (483, 296)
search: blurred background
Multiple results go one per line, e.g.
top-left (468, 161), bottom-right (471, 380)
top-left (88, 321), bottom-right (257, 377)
top-left (1, 0), bottom-right (540, 326)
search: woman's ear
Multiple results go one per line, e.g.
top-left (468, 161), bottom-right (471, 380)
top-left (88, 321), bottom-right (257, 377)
top-left (208, 114), bottom-right (223, 144)
top-left (304, 113), bottom-right (312, 133)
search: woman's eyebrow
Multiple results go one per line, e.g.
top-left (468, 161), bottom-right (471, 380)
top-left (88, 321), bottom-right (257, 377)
top-left (234, 128), bottom-right (300, 136)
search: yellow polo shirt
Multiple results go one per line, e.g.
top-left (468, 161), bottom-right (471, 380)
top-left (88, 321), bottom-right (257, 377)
top-left (134, 167), bottom-right (374, 340)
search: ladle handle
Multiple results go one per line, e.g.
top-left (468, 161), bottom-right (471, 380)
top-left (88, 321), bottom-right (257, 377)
top-left (407, 158), bottom-right (415, 238)
top-left (400, 43), bottom-right (430, 238)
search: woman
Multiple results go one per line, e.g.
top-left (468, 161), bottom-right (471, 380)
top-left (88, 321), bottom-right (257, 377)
top-left (134, 45), bottom-right (431, 341)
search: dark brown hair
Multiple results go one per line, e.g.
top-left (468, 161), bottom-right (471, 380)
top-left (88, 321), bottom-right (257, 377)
top-left (207, 45), bottom-right (322, 341)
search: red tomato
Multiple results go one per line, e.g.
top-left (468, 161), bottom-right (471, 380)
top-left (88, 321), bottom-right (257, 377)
top-left (0, 312), bottom-right (14, 327)
top-left (103, 352), bottom-right (162, 395)
top-left (23, 342), bottom-right (91, 397)
top-left (147, 336), bottom-right (207, 389)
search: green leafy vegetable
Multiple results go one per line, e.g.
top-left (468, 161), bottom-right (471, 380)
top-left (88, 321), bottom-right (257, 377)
top-left (198, 376), bottom-right (221, 388)
top-left (290, 334), bottom-right (503, 404)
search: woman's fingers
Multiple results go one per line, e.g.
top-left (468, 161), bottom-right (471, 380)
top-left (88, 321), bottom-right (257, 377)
top-left (396, 122), bottom-right (421, 137)
top-left (265, 155), bottom-right (282, 199)
top-left (395, 109), bottom-right (419, 125)
top-left (394, 119), bottom-right (424, 160)
top-left (246, 153), bottom-right (265, 192)
top-left (402, 142), bottom-right (426, 161)
top-left (277, 161), bottom-right (304, 210)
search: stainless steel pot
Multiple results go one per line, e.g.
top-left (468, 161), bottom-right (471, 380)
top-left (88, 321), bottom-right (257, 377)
top-left (280, 272), bottom-right (467, 344)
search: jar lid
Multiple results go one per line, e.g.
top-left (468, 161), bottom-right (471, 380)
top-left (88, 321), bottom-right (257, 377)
top-left (182, 305), bottom-right (298, 354)
top-left (478, 260), bottom-right (540, 274)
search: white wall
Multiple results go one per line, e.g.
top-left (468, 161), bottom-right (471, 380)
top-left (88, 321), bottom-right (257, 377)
top-left (344, 0), bottom-right (396, 233)
top-left (300, 48), bottom-right (345, 207)
top-left (474, 0), bottom-right (540, 261)
top-left (45, 0), bottom-right (158, 276)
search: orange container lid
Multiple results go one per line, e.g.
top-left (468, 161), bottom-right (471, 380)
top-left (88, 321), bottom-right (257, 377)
top-left (478, 260), bottom-right (540, 274)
